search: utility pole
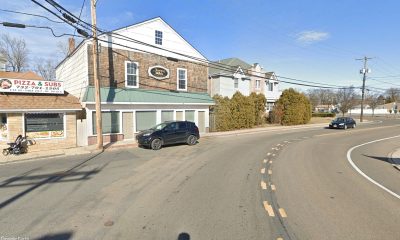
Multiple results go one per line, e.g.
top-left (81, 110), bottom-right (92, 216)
top-left (91, 0), bottom-right (103, 149)
top-left (356, 56), bottom-right (372, 122)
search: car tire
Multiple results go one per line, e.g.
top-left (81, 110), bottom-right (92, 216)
top-left (187, 135), bottom-right (198, 146)
top-left (150, 138), bottom-right (162, 150)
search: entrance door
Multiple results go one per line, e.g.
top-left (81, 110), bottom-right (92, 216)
top-left (122, 112), bottom-right (134, 139)
top-left (0, 113), bottom-right (7, 141)
top-left (198, 111), bottom-right (205, 133)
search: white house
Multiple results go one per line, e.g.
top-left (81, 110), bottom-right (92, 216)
top-left (56, 17), bottom-right (214, 146)
top-left (208, 58), bottom-right (281, 110)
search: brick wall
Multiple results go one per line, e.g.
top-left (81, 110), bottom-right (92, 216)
top-left (87, 45), bottom-right (208, 93)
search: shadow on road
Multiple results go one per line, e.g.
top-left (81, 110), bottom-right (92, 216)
top-left (0, 151), bottom-right (105, 210)
top-left (34, 231), bottom-right (73, 240)
top-left (363, 154), bottom-right (393, 164)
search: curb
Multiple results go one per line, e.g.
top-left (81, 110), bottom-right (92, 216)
top-left (0, 153), bottom-right (65, 165)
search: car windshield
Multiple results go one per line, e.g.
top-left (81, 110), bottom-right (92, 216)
top-left (334, 118), bottom-right (345, 122)
top-left (150, 122), bottom-right (169, 130)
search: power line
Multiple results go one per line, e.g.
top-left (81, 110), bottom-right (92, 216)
top-left (0, 8), bottom-right (64, 24)
top-left (33, 0), bottom-right (358, 91)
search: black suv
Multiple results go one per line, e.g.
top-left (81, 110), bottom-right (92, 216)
top-left (136, 121), bottom-right (200, 150)
top-left (329, 117), bottom-right (356, 129)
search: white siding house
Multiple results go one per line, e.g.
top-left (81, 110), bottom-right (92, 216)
top-left (208, 58), bottom-right (282, 110)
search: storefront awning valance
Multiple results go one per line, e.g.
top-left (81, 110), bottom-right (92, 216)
top-left (82, 87), bottom-right (215, 105)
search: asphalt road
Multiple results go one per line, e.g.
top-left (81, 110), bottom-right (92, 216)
top-left (0, 118), bottom-right (399, 240)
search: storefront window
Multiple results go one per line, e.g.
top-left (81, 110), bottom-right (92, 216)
top-left (25, 113), bottom-right (64, 139)
top-left (136, 111), bottom-right (156, 131)
top-left (185, 110), bottom-right (195, 122)
top-left (92, 111), bottom-right (120, 135)
top-left (0, 113), bottom-right (7, 141)
top-left (161, 110), bottom-right (174, 122)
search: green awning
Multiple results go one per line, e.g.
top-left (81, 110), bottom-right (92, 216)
top-left (83, 87), bottom-right (214, 105)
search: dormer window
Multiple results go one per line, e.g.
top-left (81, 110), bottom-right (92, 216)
top-left (155, 30), bottom-right (163, 45)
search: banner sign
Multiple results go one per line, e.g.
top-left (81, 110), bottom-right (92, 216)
top-left (148, 66), bottom-right (169, 80)
top-left (0, 78), bottom-right (64, 94)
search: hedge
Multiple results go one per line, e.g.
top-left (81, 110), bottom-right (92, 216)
top-left (270, 88), bottom-right (312, 125)
top-left (312, 112), bottom-right (336, 117)
top-left (212, 92), bottom-right (266, 131)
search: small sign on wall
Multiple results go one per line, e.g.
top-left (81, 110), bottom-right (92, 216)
top-left (148, 66), bottom-right (169, 80)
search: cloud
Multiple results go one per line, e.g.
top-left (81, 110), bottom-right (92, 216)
top-left (296, 31), bottom-right (330, 44)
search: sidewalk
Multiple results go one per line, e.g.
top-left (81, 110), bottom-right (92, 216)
top-left (389, 149), bottom-right (400, 171)
top-left (0, 139), bottom-right (138, 164)
top-left (0, 120), bottom-right (363, 164)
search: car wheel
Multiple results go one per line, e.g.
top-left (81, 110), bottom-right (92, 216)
top-left (187, 135), bottom-right (198, 146)
top-left (2, 149), bottom-right (9, 156)
top-left (150, 138), bottom-right (162, 150)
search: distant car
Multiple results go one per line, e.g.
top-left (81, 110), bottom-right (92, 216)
top-left (329, 117), bottom-right (356, 129)
top-left (136, 121), bottom-right (200, 150)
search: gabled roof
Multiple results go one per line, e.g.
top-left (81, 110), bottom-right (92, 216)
top-left (83, 87), bottom-right (214, 105)
top-left (0, 71), bottom-right (43, 80)
top-left (209, 58), bottom-right (252, 76)
top-left (0, 92), bottom-right (82, 112)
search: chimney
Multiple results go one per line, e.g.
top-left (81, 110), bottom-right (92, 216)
top-left (68, 37), bottom-right (75, 55)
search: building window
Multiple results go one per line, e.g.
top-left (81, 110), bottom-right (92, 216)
top-left (256, 80), bottom-right (261, 89)
top-left (185, 110), bottom-right (195, 122)
top-left (268, 82), bottom-right (274, 91)
top-left (177, 68), bottom-right (187, 91)
top-left (155, 30), bottom-right (163, 45)
top-left (136, 111), bottom-right (157, 132)
top-left (125, 61), bottom-right (139, 88)
top-left (266, 102), bottom-right (275, 111)
top-left (92, 111), bottom-right (120, 135)
top-left (25, 113), bottom-right (65, 139)
top-left (234, 78), bottom-right (239, 89)
top-left (161, 110), bottom-right (174, 122)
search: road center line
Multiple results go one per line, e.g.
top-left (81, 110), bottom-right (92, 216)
top-left (263, 201), bottom-right (275, 217)
top-left (347, 135), bottom-right (400, 200)
top-left (261, 181), bottom-right (267, 190)
top-left (279, 208), bottom-right (287, 218)
top-left (261, 168), bottom-right (265, 174)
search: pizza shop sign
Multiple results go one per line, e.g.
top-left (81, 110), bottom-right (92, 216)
top-left (0, 78), bottom-right (64, 94)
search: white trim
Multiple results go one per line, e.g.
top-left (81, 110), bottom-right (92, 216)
top-left (125, 61), bottom-right (139, 88)
top-left (84, 101), bottom-right (214, 105)
top-left (177, 68), bottom-right (188, 91)
top-left (347, 135), bottom-right (400, 200)
top-left (0, 109), bottom-right (81, 113)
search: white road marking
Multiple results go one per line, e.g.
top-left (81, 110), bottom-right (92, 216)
top-left (347, 135), bottom-right (400, 200)
top-left (263, 201), bottom-right (275, 217)
top-left (272, 154), bottom-right (276, 157)
top-left (269, 160), bottom-right (273, 164)
top-left (261, 168), bottom-right (265, 174)
top-left (263, 159), bottom-right (267, 163)
top-left (267, 153), bottom-right (271, 156)
top-left (261, 181), bottom-right (267, 189)
top-left (279, 208), bottom-right (287, 218)
top-left (268, 169), bottom-right (272, 175)
top-left (271, 184), bottom-right (276, 191)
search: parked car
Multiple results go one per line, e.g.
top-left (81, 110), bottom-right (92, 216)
top-left (329, 117), bottom-right (356, 129)
top-left (136, 121), bottom-right (200, 150)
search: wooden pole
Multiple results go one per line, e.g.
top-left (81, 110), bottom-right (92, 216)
top-left (91, 0), bottom-right (103, 149)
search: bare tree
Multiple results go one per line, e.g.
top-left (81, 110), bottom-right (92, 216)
top-left (0, 33), bottom-right (29, 72)
top-left (336, 87), bottom-right (357, 116)
top-left (385, 88), bottom-right (400, 103)
top-left (33, 58), bottom-right (57, 81)
top-left (57, 40), bottom-right (70, 58)
top-left (366, 93), bottom-right (381, 117)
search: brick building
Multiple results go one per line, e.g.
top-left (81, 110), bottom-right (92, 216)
top-left (56, 17), bottom-right (213, 146)
top-left (0, 71), bottom-right (81, 151)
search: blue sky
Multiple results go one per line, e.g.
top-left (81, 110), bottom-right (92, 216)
top-left (1, 0), bottom-right (400, 92)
